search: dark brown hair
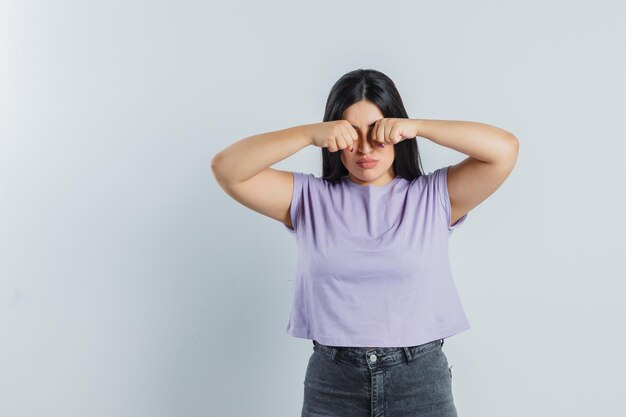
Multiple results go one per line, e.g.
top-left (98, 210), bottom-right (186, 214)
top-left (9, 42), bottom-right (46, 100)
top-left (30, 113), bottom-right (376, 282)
top-left (321, 68), bottom-right (425, 184)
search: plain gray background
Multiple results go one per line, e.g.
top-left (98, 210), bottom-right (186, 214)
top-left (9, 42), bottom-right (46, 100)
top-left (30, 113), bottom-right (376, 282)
top-left (1, 0), bottom-right (624, 416)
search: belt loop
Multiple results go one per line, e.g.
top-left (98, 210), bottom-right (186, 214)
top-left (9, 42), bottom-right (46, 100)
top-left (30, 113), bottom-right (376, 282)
top-left (329, 346), bottom-right (338, 361)
top-left (403, 346), bottom-right (413, 363)
top-left (440, 338), bottom-right (444, 347)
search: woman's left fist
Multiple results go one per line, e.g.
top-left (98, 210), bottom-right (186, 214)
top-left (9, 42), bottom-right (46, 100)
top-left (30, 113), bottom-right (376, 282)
top-left (371, 118), bottom-right (418, 145)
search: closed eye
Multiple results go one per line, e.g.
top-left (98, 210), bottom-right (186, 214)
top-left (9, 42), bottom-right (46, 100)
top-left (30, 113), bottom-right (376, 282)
top-left (351, 123), bottom-right (376, 131)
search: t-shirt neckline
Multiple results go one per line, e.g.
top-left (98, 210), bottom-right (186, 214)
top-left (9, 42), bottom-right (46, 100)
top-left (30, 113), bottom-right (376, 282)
top-left (342, 175), bottom-right (402, 189)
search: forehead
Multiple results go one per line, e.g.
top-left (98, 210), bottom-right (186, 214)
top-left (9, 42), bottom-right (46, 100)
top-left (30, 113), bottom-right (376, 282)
top-left (342, 100), bottom-right (383, 126)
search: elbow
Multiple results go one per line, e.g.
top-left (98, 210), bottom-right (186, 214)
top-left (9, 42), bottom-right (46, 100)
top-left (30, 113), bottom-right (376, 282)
top-left (503, 134), bottom-right (519, 167)
top-left (508, 134), bottom-right (519, 155)
top-left (501, 131), bottom-right (519, 153)
top-left (210, 152), bottom-right (225, 179)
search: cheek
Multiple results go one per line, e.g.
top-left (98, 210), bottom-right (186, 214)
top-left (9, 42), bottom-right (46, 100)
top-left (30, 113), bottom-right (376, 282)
top-left (340, 152), bottom-right (348, 166)
top-left (385, 149), bottom-right (395, 163)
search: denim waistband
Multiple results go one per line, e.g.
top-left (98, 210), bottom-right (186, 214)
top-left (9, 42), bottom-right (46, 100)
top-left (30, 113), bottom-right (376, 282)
top-left (312, 338), bottom-right (444, 369)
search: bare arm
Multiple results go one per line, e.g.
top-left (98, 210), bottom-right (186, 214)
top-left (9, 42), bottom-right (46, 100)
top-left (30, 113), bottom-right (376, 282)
top-left (210, 124), bottom-right (315, 228)
top-left (211, 124), bottom-right (314, 184)
top-left (414, 119), bottom-right (519, 227)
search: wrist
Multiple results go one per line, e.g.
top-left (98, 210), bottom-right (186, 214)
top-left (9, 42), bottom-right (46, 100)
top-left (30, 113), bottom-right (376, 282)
top-left (299, 123), bottom-right (315, 146)
top-left (412, 119), bottom-right (425, 138)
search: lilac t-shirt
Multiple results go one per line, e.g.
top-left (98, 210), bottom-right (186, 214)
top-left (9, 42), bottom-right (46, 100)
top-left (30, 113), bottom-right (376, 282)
top-left (282, 165), bottom-right (470, 347)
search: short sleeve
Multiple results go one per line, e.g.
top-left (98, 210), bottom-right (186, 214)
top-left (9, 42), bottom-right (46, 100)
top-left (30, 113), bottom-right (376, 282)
top-left (283, 171), bottom-right (306, 235)
top-left (432, 165), bottom-right (467, 231)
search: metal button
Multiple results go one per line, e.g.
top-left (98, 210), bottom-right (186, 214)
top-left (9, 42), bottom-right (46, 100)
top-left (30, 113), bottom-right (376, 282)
top-left (369, 354), bottom-right (377, 362)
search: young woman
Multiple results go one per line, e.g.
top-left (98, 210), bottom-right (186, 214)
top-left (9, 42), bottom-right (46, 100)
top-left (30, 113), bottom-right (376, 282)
top-left (211, 69), bottom-right (518, 417)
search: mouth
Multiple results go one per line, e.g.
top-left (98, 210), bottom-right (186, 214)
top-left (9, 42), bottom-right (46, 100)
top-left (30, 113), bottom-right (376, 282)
top-left (357, 159), bottom-right (378, 169)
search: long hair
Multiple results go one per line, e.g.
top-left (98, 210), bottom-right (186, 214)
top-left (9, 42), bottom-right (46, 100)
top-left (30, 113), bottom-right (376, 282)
top-left (321, 68), bottom-right (425, 184)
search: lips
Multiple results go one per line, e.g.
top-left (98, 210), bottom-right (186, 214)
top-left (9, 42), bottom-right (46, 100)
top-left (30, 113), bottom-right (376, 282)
top-left (357, 158), bottom-right (378, 163)
top-left (357, 159), bottom-right (378, 169)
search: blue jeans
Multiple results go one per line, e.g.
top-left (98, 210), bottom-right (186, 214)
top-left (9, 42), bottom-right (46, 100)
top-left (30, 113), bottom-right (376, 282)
top-left (301, 338), bottom-right (457, 417)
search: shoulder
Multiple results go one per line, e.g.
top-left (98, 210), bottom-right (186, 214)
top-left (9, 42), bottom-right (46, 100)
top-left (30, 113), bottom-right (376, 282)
top-left (413, 166), bottom-right (449, 188)
top-left (290, 172), bottom-right (328, 192)
top-left (292, 172), bottom-right (340, 190)
top-left (407, 167), bottom-right (445, 190)
top-left (407, 166), bottom-right (452, 210)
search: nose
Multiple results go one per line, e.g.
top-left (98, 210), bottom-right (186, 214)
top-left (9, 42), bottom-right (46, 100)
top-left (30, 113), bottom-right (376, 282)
top-left (356, 134), bottom-right (378, 154)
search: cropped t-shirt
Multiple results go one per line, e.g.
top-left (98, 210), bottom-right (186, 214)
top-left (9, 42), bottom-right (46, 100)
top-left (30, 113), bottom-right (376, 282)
top-left (282, 165), bottom-right (470, 347)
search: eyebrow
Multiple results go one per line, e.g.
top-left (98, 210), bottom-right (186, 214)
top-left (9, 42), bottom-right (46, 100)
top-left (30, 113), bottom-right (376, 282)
top-left (350, 122), bottom-right (376, 129)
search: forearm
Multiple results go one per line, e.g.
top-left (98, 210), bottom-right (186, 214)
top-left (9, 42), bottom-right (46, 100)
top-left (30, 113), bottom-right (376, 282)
top-left (211, 124), bottom-right (314, 183)
top-left (413, 119), bottom-right (518, 164)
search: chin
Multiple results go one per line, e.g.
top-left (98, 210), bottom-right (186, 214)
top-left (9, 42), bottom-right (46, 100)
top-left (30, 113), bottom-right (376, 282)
top-left (354, 170), bottom-right (382, 178)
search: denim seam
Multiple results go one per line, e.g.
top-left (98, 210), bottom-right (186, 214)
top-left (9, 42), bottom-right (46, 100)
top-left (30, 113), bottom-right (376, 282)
top-left (407, 346), bottom-right (443, 368)
top-left (314, 347), bottom-right (338, 365)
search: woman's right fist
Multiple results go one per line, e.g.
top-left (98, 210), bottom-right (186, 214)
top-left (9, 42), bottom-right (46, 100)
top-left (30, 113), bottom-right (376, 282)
top-left (308, 121), bottom-right (358, 153)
